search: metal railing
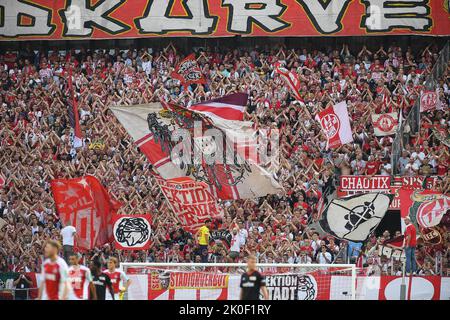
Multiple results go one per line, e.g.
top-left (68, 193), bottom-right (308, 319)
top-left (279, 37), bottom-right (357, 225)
top-left (392, 41), bottom-right (449, 174)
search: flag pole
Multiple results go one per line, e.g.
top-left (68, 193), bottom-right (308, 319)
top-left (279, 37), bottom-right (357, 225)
top-left (400, 260), bottom-right (407, 300)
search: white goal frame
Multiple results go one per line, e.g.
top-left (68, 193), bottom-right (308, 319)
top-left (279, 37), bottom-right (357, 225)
top-left (121, 262), bottom-right (357, 300)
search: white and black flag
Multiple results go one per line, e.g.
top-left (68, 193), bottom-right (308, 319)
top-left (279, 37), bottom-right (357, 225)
top-left (319, 193), bottom-right (393, 242)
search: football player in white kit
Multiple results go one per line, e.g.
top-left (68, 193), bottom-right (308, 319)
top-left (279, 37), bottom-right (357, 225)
top-left (38, 240), bottom-right (70, 300)
top-left (68, 253), bottom-right (97, 300)
top-left (103, 257), bottom-right (131, 300)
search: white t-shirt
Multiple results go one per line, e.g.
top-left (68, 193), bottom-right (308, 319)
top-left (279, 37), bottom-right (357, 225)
top-left (317, 251), bottom-right (332, 264)
top-left (61, 226), bottom-right (76, 246)
top-left (238, 229), bottom-right (248, 245)
top-left (229, 233), bottom-right (244, 253)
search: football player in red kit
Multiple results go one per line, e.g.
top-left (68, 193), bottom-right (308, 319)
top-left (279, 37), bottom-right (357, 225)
top-left (68, 253), bottom-right (97, 300)
top-left (38, 240), bottom-right (70, 300)
top-left (103, 257), bottom-right (131, 300)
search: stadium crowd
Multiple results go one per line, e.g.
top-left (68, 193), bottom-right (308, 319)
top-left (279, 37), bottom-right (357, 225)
top-left (0, 41), bottom-right (449, 280)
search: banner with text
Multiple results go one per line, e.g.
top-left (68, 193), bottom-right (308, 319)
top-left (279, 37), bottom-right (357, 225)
top-left (337, 176), bottom-right (442, 210)
top-left (1, 0), bottom-right (449, 40)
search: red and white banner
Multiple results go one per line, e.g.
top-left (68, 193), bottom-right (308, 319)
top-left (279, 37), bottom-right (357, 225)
top-left (2, 1), bottom-right (449, 40)
top-left (274, 63), bottom-right (302, 101)
top-left (372, 113), bottom-right (398, 136)
top-left (188, 93), bottom-right (247, 121)
top-left (393, 176), bottom-right (440, 190)
top-left (340, 176), bottom-right (391, 191)
top-left (171, 53), bottom-right (205, 89)
top-left (338, 175), bottom-right (393, 208)
top-left (316, 102), bottom-right (353, 149)
top-left (125, 270), bottom-right (450, 300)
top-left (338, 176), bottom-right (443, 211)
top-left (154, 176), bottom-right (223, 233)
top-left (50, 176), bottom-right (121, 251)
top-left (420, 90), bottom-right (440, 112)
top-left (112, 214), bottom-right (152, 250)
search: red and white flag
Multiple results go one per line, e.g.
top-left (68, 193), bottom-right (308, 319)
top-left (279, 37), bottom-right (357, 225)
top-left (154, 176), bottom-right (223, 233)
top-left (316, 102), bottom-right (353, 149)
top-left (110, 103), bottom-right (282, 200)
top-left (372, 113), bottom-right (399, 136)
top-left (51, 176), bottom-right (122, 251)
top-left (188, 93), bottom-right (247, 121)
top-left (420, 90), bottom-right (440, 112)
top-left (274, 62), bottom-right (302, 101)
top-left (171, 53), bottom-right (205, 90)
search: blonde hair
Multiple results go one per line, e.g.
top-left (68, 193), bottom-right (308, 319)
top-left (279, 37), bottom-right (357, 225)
top-left (46, 240), bottom-right (62, 252)
top-left (109, 257), bottom-right (119, 267)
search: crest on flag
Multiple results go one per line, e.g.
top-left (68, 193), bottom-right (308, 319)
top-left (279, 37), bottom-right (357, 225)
top-left (319, 193), bottom-right (392, 242)
top-left (171, 53), bottom-right (205, 89)
top-left (113, 215), bottom-right (152, 250)
top-left (372, 113), bottom-right (398, 136)
top-left (320, 113), bottom-right (340, 138)
top-left (400, 189), bottom-right (450, 229)
top-left (316, 102), bottom-right (353, 149)
top-left (420, 90), bottom-right (440, 112)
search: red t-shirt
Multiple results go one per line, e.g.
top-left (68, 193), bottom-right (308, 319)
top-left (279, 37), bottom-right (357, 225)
top-left (404, 224), bottom-right (417, 247)
top-left (365, 161), bottom-right (381, 175)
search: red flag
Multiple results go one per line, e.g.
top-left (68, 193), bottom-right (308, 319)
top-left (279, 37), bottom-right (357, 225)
top-left (51, 176), bottom-right (121, 251)
top-left (274, 62), bottom-right (302, 101)
top-left (154, 175), bottom-right (223, 233)
top-left (171, 53), bottom-right (205, 90)
top-left (399, 187), bottom-right (449, 225)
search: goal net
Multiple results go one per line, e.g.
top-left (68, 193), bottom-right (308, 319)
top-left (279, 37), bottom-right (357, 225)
top-left (121, 263), bottom-right (357, 300)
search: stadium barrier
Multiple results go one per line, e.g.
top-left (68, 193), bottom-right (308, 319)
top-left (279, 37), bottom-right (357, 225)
top-left (121, 263), bottom-right (357, 300)
top-left (120, 264), bottom-right (450, 300)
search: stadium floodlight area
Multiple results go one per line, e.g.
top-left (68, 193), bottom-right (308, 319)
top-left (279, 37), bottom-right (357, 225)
top-left (121, 263), bottom-right (357, 300)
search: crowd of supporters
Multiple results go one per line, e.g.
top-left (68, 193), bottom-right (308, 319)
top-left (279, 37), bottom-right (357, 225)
top-left (0, 41), bottom-right (448, 279)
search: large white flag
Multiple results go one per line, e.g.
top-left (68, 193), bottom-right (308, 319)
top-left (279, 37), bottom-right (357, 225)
top-left (110, 103), bottom-right (282, 200)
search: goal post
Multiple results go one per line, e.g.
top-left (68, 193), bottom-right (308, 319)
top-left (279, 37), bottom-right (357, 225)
top-left (120, 263), bottom-right (357, 301)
